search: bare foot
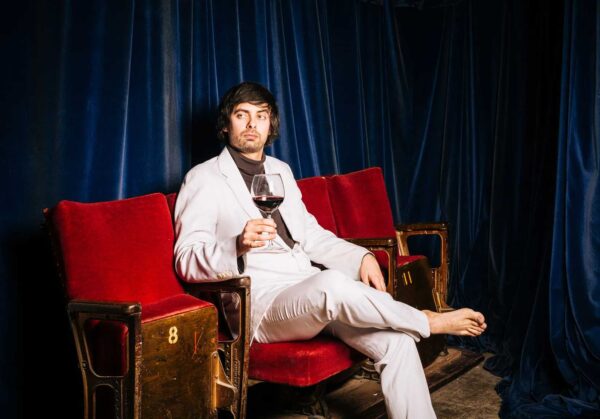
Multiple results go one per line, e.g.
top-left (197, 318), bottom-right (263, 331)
top-left (423, 308), bottom-right (486, 337)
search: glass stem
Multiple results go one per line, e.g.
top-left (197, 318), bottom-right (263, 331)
top-left (266, 213), bottom-right (273, 246)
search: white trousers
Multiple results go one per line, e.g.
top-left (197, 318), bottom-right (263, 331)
top-left (254, 269), bottom-right (437, 419)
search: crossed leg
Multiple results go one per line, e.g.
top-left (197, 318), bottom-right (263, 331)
top-left (325, 322), bottom-right (436, 419)
top-left (254, 269), bottom-right (486, 419)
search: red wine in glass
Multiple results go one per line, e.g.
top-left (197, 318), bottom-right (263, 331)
top-left (250, 174), bottom-right (285, 251)
top-left (252, 195), bottom-right (284, 214)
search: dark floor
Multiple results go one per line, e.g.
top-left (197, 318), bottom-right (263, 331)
top-left (247, 351), bottom-right (501, 418)
top-left (430, 354), bottom-right (501, 419)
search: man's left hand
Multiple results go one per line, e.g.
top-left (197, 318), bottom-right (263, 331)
top-left (359, 254), bottom-right (386, 292)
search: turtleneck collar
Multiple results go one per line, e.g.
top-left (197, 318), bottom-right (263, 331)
top-left (226, 144), bottom-right (265, 190)
top-left (226, 144), bottom-right (265, 175)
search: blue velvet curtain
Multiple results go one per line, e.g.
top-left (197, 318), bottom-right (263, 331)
top-left (497, 1), bottom-right (600, 416)
top-left (2, 0), bottom-right (599, 417)
top-left (2, 1), bottom-right (413, 416)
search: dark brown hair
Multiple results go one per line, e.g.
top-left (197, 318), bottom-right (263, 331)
top-left (216, 81), bottom-right (280, 145)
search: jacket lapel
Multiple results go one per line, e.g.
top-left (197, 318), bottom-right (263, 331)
top-left (218, 148), bottom-right (262, 219)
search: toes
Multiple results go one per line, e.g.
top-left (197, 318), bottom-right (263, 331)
top-left (466, 327), bottom-right (483, 336)
top-left (462, 308), bottom-right (486, 326)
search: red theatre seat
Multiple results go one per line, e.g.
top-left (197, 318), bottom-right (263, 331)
top-left (248, 336), bottom-right (364, 387)
top-left (46, 193), bottom-right (246, 419)
top-left (326, 168), bottom-right (451, 308)
top-left (48, 167), bottom-right (452, 418)
top-left (166, 189), bottom-right (364, 417)
top-left (296, 175), bottom-right (339, 234)
top-left (326, 167), bottom-right (450, 366)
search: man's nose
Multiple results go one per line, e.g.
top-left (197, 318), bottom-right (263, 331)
top-left (247, 116), bottom-right (257, 128)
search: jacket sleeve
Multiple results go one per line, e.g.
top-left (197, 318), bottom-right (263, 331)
top-left (301, 208), bottom-right (369, 280)
top-left (173, 169), bottom-right (241, 282)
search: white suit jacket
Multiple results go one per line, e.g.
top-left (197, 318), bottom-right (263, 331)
top-left (174, 147), bottom-right (368, 339)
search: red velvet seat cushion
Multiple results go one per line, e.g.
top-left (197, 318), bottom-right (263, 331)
top-left (50, 193), bottom-right (183, 305)
top-left (142, 293), bottom-right (214, 322)
top-left (248, 336), bottom-right (365, 387)
top-left (397, 255), bottom-right (425, 266)
top-left (297, 176), bottom-right (338, 234)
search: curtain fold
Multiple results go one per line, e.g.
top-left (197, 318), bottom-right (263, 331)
top-left (497, 1), bottom-right (600, 416)
top-left (392, 1), bottom-right (562, 368)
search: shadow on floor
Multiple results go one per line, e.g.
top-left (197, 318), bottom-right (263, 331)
top-left (431, 353), bottom-right (501, 419)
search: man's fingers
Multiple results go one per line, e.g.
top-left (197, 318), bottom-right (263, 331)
top-left (248, 218), bottom-right (277, 228)
top-left (247, 220), bottom-right (277, 235)
top-left (254, 226), bottom-right (276, 234)
top-left (254, 231), bottom-right (276, 241)
top-left (359, 254), bottom-right (386, 291)
top-left (363, 273), bottom-right (386, 291)
top-left (243, 219), bottom-right (277, 241)
top-left (242, 238), bottom-right (267, 248)
top-left (238, 219), bottom-right (278, 256)
top-left (374, 276), bottom-right (386, 291)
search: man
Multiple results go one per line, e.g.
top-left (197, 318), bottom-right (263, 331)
top-left (174, 81), bottom-right (486, 418)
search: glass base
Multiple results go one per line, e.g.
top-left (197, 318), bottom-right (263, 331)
top-left (259, 240), bottom-right (288, 253)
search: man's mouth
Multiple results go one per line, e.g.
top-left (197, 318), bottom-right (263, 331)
top-left (243, 132), bottom-right (258, 139)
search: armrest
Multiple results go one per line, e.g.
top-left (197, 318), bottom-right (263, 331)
top-left (344, 236), bottom-right (397, 248)
top-left (183, 276), bottom-right (250, 342)
top-left (395, 222), bottom-right (448, 265)
top-left (395, 222), bottom-right (452, 312)
top-left (68, 300), bottom-right (141, 316)
top-left (344, 237), bottom-right (397, 294)
top-left (182, 276), bottom-right (250, 419)
top-left (183, 275), bottom-right (250, 293)
top-left (395, 222), bottom-right (448, 259)
top-left (396, 222), bottom-right (448, 233)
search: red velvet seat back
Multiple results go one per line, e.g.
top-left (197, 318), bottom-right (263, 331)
top-left (327, 167), bottom-right (396, 238)
top-left (165, 192), bottom-right (177, 217)
top-left (50, 193), bottom-right (183, 305)
top-left (297, 176), bottom-right (338, 235)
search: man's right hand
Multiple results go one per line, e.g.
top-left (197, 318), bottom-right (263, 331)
top-left (236, 218), bottom-right (277, 255)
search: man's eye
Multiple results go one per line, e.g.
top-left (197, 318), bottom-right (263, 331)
top-left (258, 114), bottom-right (268, 120)
top-left (235, 113), bottom-right (247, 119)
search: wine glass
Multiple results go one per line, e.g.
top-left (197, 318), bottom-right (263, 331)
top-left (250, 173), bottom-right (285, 251)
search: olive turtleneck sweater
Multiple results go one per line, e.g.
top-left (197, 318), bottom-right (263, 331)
top-left (226, 145), bottom-right (295, 249)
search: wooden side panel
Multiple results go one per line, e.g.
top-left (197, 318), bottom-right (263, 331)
top-left (141, 308), bottom-right (218, 418)
top-left (394, 258), bottom-right (446, 367)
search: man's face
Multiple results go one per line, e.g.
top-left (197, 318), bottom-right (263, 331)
top-left (225, 102), bottom-right (271, 156)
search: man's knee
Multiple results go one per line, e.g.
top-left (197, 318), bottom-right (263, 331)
top-left (311, 269), bottom-right (356, 293)
top-left (374, 331), bottom-right (419, 365)
top-left (309, 270), bottom-right (365, 317)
